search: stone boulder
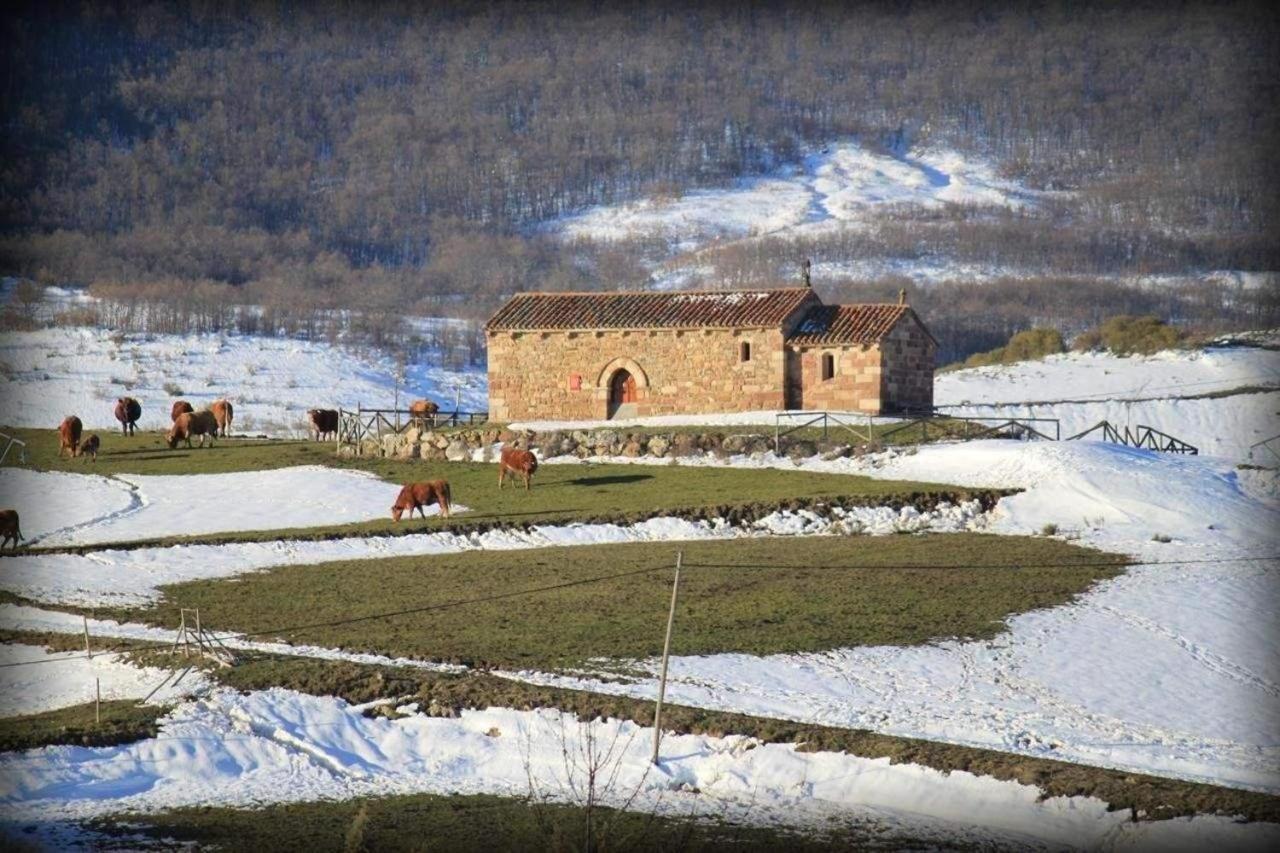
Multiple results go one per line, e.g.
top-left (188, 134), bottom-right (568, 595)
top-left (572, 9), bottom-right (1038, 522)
top-left (647, 435), bottom-right (671, 457)
top-left (444, 438), bottom-right (470, 462)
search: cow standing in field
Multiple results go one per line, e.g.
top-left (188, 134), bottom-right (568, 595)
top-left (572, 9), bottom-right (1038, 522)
top-left (167, 410), bottom-right (219, 449)
top-left (0, 510), bottom-right (22, 550)
top-left (308, 408), bottom-right (339, 441)
top-left (391, 480), bottom-right (452, 521)
top-left (211, 399), bottom-right (234, 437)
top-left (409, 399), bottom-right (439, 424)
top-left (80, 434), bottom-right (100, 462)
top-left (171, 400), bottom-right (195, 422)
top-left (58, 416), bottom-right (83, 459)
top-left (114, 397), bottom-right (142, 435)
top-left (497, 446), bottom-right (538, 491)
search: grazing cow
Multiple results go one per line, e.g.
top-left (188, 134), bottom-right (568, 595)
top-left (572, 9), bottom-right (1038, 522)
top-left (114, 397), bottom-right (142, 435)
top-left (210, 399), bottom-right (234, 437)
top-left (391, 480), bottom-right (452, 521)
top-left (0, 510), bottom-right (22, 550)
top-left (308, 408), bottom-right (340, 441)
top-left (167, 410), bottom-right (219, 449)
top-left (171, 400), bottom-right (195, 422)
top-left (58, 415), bottom-right (83, 459)
top-left (498, 446), bottom-right (538, 491)
top-left (80, 434), bottom-right (100, 463)
top-left (408, 399), bottom-right (439, 423)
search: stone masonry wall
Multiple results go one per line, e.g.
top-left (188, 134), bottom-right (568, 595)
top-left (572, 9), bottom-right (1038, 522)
top-left (880, 315), bottom-right (936, 413)
top-left (487, 326), bottom-right (787, 422)
top-left (791, 344), bottom-right (883, 413)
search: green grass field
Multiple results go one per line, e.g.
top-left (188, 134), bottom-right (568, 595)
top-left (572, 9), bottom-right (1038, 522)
top-left (122, 534), bottom-right (1123, 670)
top-left (4, 426), bottom-right (995, 548)
top-left (86, 792), bottom-right (961, 853)
top-left (0, 700), bottom-right (164, 752)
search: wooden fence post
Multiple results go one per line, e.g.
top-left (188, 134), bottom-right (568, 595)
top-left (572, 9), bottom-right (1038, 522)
top-left (83, 615), bottom-right (92, 660)
top-left (652, 552), bottom-right (682, 765)
top-left (95, 677), bottom-right (101, 725)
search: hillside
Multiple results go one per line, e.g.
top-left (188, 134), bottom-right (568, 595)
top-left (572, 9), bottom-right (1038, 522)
top-left (2, 1), bottom-right (1278, 361)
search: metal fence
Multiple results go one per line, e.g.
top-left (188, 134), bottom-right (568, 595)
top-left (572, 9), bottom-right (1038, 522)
top-left (774, 411), bottom-right (1061, 450)
top-left (0, 431), bottom-right (27, 465)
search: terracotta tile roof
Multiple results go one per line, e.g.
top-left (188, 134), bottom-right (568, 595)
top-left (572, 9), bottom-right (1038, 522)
top-left (486, 288), bottom-right (819, 331)
top-left (785, 303), bottom-right (911, 346)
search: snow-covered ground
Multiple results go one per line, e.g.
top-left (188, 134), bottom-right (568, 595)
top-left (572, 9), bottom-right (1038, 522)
top-left (0, 645), bottom-right (208, 718)
top-left (3, 687), bottom-right (1276, 851)
top-left (0, 325), bottom-right (485, 435)
top-left (0, 466), bottom-right (451, 548)
top-left (0, 498), bottom-right (985, 607)
top-left (514, 441), bottom-right (1280, 793)
top-left (556, 143), bottom-right (1042, 248)
top-left (936, 346), bottom-right (1280, 462)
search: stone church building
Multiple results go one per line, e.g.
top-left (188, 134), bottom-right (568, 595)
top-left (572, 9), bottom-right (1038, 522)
top-left (485, 286), bottom-right (935, 422)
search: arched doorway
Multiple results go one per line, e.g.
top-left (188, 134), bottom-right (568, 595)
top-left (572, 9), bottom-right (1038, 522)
top-left (608, 368), bottom-right (637, 419)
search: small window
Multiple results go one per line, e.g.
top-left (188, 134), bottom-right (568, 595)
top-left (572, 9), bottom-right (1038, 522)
top-left (739, 341), bottom-right (751, 362)
top-left (821, 353), bottom-right (835, 381)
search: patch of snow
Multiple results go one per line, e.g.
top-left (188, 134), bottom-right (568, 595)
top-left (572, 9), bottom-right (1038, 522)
top-left (555, 142), bottom-right (1042, 247)
top-left (0, 325), bottom-right (485, 436)
top-left (0, 644), bottom-right (209, 718)
top-left (0, 468), bottom-right (136, 545)
top-left (3, 687), bottom-right (1276, 850)
top-left (511, 441), bottom-right (1280, 793)
top-left (0, 502), bottom-right (985, 607)
top-left (7, 466), bottom-right (456, 548)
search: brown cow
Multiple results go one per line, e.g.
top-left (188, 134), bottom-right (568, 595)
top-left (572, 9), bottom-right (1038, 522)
top-left (80, 434), bottom-right (100, 463)
top-left (408, 399), bottom-right (439, 423)
top-left (167, 410), bottom-right (219, 449)
top-left (114, 397), bottom-right (141, 435)
top-left (58, 416), bottom-right (83, 459)
top-left (210, 399), bottom-right (234, 438)
top-left (308, 408), bottom-right (339, 441)
top-left (171, 400), bottom-right (195, 422)
top-left (0, 509), bottom-right (22, 550)
top-left (391, 480), bottom-right (452, 521)
top-left (498, 446), bottom-right (538, 491)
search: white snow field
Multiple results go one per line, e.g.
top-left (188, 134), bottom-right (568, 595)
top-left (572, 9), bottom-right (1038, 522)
top-left (0, 324), bottom-right (485, 435)
top-left (0, 501), bottom-right (986, 607)
top-left (556, 143), bottom-right (1041, 247)
top-left (937, 345), bottom-right (1280, 463)
top-left (512, 441), bottom-right (1280, 794)
top-left (0, 645), bottom-right (209, 718)
top-left (0, 466), bottom-right (448, 548)
top-left (2, 688), bottom-right (1276, 851)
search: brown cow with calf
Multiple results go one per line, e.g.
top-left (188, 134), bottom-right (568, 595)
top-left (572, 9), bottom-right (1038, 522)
top-left (171, 400), bottom-right (195, 422)
top-left (498, 446), bottom-right (538, 491)
top-left (391, 480), bottom-right (452, 521)
top-left (114, 397), bottom-right (142, 435)
top-left (308, 409), bottom-right (339, 441)
top-left (0, 509), bottom-right (22, 550)
top-left (58, 416), bottom-right (83, 459)
top-left (167, 410), bottom-right (219, 449)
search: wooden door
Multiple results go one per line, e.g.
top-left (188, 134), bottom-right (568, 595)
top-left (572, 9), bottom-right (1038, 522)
top-left (609, 369), bottom-right (636, 414)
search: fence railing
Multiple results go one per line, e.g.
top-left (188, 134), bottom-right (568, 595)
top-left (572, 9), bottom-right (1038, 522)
top-left (1064, 421), bottom-right (1198, 455)
top-left (337, 406), bottom-right (488, 454)
top-left (0, 431), bottom-right (27, 465)
top-left (774, 411), bottom-right (1061, 450)
top-left (1248, 434), bottom-right (1280, 466)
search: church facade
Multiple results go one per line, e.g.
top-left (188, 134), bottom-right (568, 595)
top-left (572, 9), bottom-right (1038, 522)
top-left (485, 287), bottom-right (935, 423)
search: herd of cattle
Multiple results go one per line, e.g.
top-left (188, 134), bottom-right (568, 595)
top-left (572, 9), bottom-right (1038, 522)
top-left (55, 397), bottom-right (236, 460)
top-left (0, 398), bottom-right (541, 551)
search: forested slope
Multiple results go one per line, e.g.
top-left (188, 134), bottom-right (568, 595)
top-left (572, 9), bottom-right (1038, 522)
top-left (1, 1), bottom-right (1277, 354)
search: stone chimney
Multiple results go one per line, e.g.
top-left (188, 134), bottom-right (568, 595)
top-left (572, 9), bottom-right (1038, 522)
top-left (802, 258), bottom-right (812, 288)
top-left (898, 288), bottom-right (907, 305)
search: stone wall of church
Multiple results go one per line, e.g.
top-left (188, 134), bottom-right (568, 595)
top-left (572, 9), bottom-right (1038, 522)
top-left (486, 326), bottom-right (788, 422)
top-left (790, 344), bottom-right (884, 413)
top-left (879, 316), bottom-right (936, 413)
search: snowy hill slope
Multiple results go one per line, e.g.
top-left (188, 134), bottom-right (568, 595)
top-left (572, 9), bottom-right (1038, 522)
top-left (936, 346), bottom-right (1280, 462)
top-left (0, 326), bottom-right (486, 435)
